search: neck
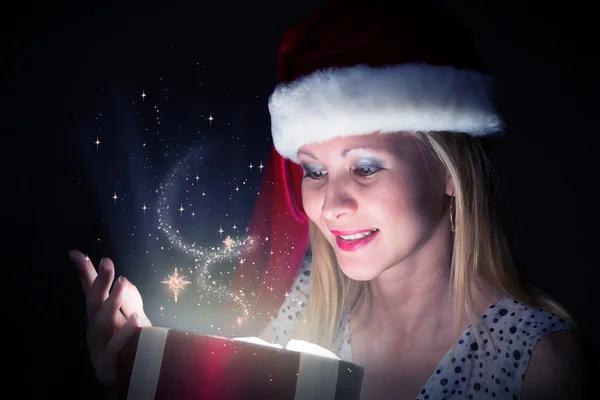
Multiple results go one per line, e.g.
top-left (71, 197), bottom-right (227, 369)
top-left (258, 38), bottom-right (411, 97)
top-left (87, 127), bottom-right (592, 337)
top-left (355, 219), bottom-right (457, 348)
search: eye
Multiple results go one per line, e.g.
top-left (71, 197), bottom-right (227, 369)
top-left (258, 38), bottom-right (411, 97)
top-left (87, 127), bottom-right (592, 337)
top-left (353, 166), bottom-right (381, 177)
top-left (302, 170), bottom-right (328, 180)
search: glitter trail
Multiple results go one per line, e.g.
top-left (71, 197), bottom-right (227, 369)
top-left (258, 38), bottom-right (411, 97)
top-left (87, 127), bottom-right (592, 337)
top-left (155, 147), bottom-right (257, 323)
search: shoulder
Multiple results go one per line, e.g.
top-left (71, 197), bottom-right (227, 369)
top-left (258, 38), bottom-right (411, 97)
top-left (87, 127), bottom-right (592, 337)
top-left (260, 253), bottom-right (313, 345)
top-left (522, 329), bottom-right (585, 400)
top-left (289, 252), bottom-right (313, 297)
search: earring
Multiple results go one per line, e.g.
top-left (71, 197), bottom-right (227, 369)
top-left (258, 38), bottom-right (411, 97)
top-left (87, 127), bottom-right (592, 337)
top-left (450, 195), bottom-right (456, 233)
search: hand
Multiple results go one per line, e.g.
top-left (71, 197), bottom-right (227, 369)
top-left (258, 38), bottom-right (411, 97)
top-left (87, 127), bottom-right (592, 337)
top-left (70, 249), bottom-right (152, 389)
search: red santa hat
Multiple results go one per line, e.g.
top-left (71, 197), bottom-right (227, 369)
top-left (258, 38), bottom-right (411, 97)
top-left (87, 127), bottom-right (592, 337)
top-left (224, 0), bottom-right (503, 335)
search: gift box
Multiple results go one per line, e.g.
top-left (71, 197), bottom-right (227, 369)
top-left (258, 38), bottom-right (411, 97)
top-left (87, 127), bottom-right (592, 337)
top-left (117, 327), bottom-right (364, 400)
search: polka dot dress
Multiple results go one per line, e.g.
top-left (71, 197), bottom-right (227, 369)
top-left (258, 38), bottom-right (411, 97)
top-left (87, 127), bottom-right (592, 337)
top-left (267, 254), bottom-right (573, 399)
top-left (265, 254), bottom-right (313, 348)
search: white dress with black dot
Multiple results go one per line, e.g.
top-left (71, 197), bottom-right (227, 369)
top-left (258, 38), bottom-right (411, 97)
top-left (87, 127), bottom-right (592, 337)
top-left (265, 253), bottom-right (573, 400)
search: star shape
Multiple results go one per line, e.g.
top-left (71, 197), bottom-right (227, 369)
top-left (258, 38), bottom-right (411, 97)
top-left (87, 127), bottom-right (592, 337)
top-left (161, 267), bottom-right (191, 303)
top-left (223, 235), bottom-right (234, 251)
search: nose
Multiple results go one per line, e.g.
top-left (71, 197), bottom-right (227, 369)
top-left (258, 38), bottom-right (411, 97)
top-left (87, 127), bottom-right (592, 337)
top-left (321, 179), bottom-right (358, 221)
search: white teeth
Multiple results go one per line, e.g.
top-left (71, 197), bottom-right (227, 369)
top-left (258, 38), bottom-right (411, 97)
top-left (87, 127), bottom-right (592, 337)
top-left (340, 229), bottom-right (378, 241)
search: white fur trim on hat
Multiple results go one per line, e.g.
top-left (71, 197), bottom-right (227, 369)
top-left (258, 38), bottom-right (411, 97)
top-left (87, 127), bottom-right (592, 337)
top-left (268, 63), bottom-right (503, 163)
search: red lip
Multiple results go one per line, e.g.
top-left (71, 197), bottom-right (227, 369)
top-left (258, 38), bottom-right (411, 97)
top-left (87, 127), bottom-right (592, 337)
top-left (334, 230), bottom-right (379, 252)
top-left (330, 229), bottom-right (375, 236)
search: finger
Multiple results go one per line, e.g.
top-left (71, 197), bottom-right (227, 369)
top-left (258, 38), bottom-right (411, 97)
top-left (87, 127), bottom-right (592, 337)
top-left (105, 313), bottom-right (140, 362)
top-left (94, 313), bottom-right (141, 387)
top-left (69, 249), bottom-right (97, 294)
top-left (95, 276), bottom-right (129, 340)
top-left (96, 258), bottom-right (116, 301)
top-left (120, 281), bottom-right (152, 326)
top-left (86, 258), bottom-right (116, 325)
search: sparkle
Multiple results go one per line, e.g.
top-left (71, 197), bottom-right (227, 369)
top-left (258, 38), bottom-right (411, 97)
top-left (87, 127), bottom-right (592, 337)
top-left (284, 291), bottom-right (289, 298)
top-left (223, 236), bottom-right (234, 251)
top-left (258, 161), bottom-right (264, 171)
top-left (232, 223), bottom-right (237, 232)
top-left (208, 112), bottom-right (214, 125)
top-left (154, 147), bottom-right (258, 334)
top-left (112, 192), bottom-right (118, 203)
top-left (239, 258), bottom-right (245, 278)
top-left (202, 190), bottom-right (206, 198)
top-left (191, 211), bottom-right (196, 217)
top-left (195, 174), bottom-right (199, 183)
top-left (235, 186), bottom-right (239, 193)
top-left (249, 163), bottom-right (253, 170)
top-left (178, 204), bottom-right (184, 215)
top-left (142, 203), bottom-right (148, 214)
top-left (141, 90), bottom-right (146, 101)
top-left (94, 137), bottom-right (101, 150)
top-left (161, 267), bottom-right (191, 303)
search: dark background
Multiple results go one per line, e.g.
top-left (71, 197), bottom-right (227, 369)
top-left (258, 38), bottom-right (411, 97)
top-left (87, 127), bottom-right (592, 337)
top-left (7, 0), bottom-right (598, 398)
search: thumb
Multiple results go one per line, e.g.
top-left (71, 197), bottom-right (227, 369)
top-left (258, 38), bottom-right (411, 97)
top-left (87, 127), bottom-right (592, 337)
top-left (120, 279), bottom-right (152, 327)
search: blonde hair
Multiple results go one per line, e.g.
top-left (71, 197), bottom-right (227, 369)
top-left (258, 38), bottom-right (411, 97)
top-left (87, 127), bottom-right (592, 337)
top-left (294, 131), bottom-right (577, 361)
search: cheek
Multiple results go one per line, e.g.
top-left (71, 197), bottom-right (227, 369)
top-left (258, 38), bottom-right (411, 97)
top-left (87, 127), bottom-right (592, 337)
top-left (374, 179), bottom-right (437, 228)
top-left (386, 183), bottom-right (444, 232)
top-left (301, 187), bottom-right (322, 221)
top-left (372, 193), bottom-right (413, 230)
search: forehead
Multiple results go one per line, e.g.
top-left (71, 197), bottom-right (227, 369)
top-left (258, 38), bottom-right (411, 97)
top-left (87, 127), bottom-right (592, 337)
top-left (298, 131), bottom-right (415, 157)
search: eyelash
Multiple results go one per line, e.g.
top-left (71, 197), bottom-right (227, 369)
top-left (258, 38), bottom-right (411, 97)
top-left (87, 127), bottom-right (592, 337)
top-left (302, 166), bottom-right (382, 180)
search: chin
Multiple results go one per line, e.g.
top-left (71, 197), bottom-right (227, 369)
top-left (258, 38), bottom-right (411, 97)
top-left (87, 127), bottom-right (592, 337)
top-left (336, 258), bottom-right (380, 281)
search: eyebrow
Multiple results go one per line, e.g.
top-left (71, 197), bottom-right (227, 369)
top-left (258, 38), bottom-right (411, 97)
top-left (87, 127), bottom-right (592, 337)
top-left (298, 145), bottom-right (383, 160)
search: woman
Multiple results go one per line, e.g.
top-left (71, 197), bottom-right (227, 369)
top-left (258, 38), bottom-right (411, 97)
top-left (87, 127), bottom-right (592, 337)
top-left (257, 1), bottom-right (584, 399)
top-left (70, 1), bottom-right (585, 399)
top-left (263, 130), bottom-right (584, 399)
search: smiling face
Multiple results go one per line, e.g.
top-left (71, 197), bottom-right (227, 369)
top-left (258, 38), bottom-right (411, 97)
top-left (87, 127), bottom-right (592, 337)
top-left (298, 132), bottom-right (454, 281)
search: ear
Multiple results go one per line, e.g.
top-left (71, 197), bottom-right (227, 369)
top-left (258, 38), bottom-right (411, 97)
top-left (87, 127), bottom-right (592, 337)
top-left (444, 174), bottom-right (455, 197)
